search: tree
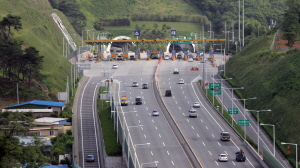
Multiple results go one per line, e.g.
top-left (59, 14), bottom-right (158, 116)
top-left (50, 130), bottom-right (73, 163)
top-left (0, 111), bottom-right (49, 168)
top-left (0, 14), bottom-right (22, 35)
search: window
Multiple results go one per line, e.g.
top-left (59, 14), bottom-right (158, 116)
top-left (50, 130), bottom-right (54, 136)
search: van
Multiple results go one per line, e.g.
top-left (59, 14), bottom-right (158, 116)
top-left (220, 131), bottom-right (230, 141)
top-left (173, 68), bottom-right (179, 74)
top-left (135, 96), bottom-right (142, 105)
top-left (165, 90), bottom-right (172, 97)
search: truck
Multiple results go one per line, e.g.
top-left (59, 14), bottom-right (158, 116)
top-left (235, 149), bottom-right (246, 162)
top-left (121, 96), bottom-right (128, 106)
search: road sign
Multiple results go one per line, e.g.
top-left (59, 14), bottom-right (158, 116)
top-left (171, 30), bottom-right (176, 36)
top-left (228, 108), bottom-right (239, 114)
top-left (134, 30), bottom-right (140, 36)
top-left (209, 83), bottom-right (221, 95)
top-left (238, 120), bottom-right (250, 126)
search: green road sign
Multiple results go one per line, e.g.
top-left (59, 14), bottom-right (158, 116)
top-left (228, 108), bottom-right (239, 114)
top-left (209, 83), bottom-right (221, 95)
top-left (170, 37), bottom-right (192, 44)
top-left (238, 120), bottom-right (250, 126)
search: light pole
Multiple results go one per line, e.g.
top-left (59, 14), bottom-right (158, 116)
top-left (247, 109), bottom-right (271, 154)
top-left (234, 97), bottom-right (257, 140)
top-left (215, 78), bottom-right (232, 115)
top-left (281, 142), bottom-right (298, 168)
top-left (226, 87), bottom-right (244, 126)
top-left (260, 123), bottom-right (275, 157)
top-left (82, 29), bottom-right (93, 46)
top-left (120, 111), bottom-right (137, 157)
top-left (127, 125), bottom-right (143, 168)
top-left (141, 161), bottom-right (159, 168)
top-left (134, 143), bottom-right (150, 168)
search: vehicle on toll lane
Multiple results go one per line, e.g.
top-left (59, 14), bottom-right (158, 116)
top-left (135, 96), bottom-right (142, 105)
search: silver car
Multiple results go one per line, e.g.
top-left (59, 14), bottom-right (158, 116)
top-left (132, 81), bottom-right (139, 87)
top-left (193, 102), bottom-right (200, 108)
top-left (152, 110), bottom-right (159, 116)
top-left (218, 154), bottom-right (228, 162)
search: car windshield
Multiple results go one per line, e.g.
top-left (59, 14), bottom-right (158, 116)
top-left (220, 154), bottom-right (226, 157)
top-left (194, 102), bottom-right (199, 104)
top-left (190, 110), bottom-right (196, 113)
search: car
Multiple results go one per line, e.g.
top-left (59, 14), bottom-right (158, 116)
top-left (189, 109), bottom-right (197, 118)
top-left (142, 83), bottom-right (149, 89)
top-left (177, 54), bottom-right (182, 59)
top-left (199, 51), bottom-right (204, 56)
top-left (193, 102), bottom-right (200, 108)
top-left (188, 58), bottom-right (193, 62)
top-left (112, 64), bottom-right (118, 69)
top-left (164, 55), bottom-right (170, 60)
top-left (129, 55), bottom-right (135, 60)
top-left (116, 55), bottom-right (123, 60)
top-left (165, 90), bottom-right (172, 97)
top-left (220, 131), bottom-right (230, 141)
top-left (218, 154), bottom-right (228, 162)
top-left (135, 96), bottom-right (142, 105)
top-left (178, 79), bottom-right (185, 84)
top-left (132, 81), bottom-right (138, 87)
top-left (173, 68), bottom-right (179, 74)
top-left (86, 155), bottom-right (95, 162)
top-left (152, 110), bottom-right (159, 116)
top-left (89, 57), bottom-right (93, 61)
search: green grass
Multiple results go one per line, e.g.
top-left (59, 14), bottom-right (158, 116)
top-left (0, 0), bottom-right (83, 99)
top-left (97, 87), bottom-right (122, 156)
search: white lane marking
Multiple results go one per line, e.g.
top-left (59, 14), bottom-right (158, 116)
top-left (171, 161), bottom-right (174, 165)
top-left (144, 134), bottom-right (146, 138)
top-left (185, 96), bottom-right (187, 99)
top-left (206, 126), bottom-right (208, 129)
top-left (144, 102), bottom-right (146, 105)
top-left (232, 161), bottom-right (236, 166)
top-left (179, 107), bottom-right (181, 110)
top-left (215, 161), bottom-right (219, 165)
top-left (151, 151), bottom-right (153, 155)
top-left (182, 91), bottom-right (184, 94)
top-left (202, 142), bottom-right (205, 146)
top-left (181, 86), bottom-right (182, 89)
top-left (169, 82), bottom-right (171, 84)
top-left (187, 119), bottom-right (189, 122)
top-left (197, 134), bottom-right (200, 137)
top-left (211, 134), bottom-right (214, 137)
top-left (183, 113), bottom-right (185, 116)
top-left (159, 134), bottom-right (161, 138)
top-left (201, 119), bottom-right (203, 122)
top-left (208, 151), bottom-right (212, 155)
top-left (191, 126), bottom-right (194, 129)
top-left (167, 151), bottom-right (170, 155)
top-left (152, 119), bottom-right (154, 123)
top-left (163, 82), bottom-right (165, 84)
top-left (155, 126), bottom-right (157, 130)
top-left (138, 120), bottom-right (140, 123)
top-left (163, 142), bottom-right (165, 146)
top-left (187, 101), bottom-right (189, 104)
top-left (141, 127), bottom-right (143, 131)
top-left (136, 113), bottom-right (138, 117)
top-left (225, 151), bottom-right (228, 155)
top-left (130, 92), bottom-right (131, 94)
top-left (146, 107), bottom-right (148, 110)
top-left (218, 142), bottom-right (221, 146)
top-left (175, 101), bottom-right (177, 104)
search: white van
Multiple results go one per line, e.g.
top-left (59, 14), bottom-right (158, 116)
top-left (173, 68), bottom-right (179, 74)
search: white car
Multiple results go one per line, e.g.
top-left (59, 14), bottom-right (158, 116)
top-left (112, 64), bottom-right (118, 69)
top-left (152, 110), bottom-right (159, 116)
top-left (132, 81), bottom-right (139, 87)
top-left (218, 154), bottom-right (228, 162)
top-left (165, 55), bottom-right (170, 60)
top-left (193, 102), bottom-right (200, 108)
top-left (178, 79), bottom-right (185, 84)
top-left (189, 109), bottom-right (197, 118)
top-left (188, 58), bottom-right (193, 62)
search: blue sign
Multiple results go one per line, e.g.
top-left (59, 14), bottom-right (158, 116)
top-left (134, 30), bottom-right (140, 36)
top-left (210, 52), bottom-right (214, 55)
top-left (135, 52), bottom-right (138, 56)
top-left (159, 51), bottom-right (163, 55)
top-left (171, 30), bottom-right (176, 36)
top-left (184, 51), bottom-right (188, 55)
top-left (147, 51), bottom-right (150, 56)
top-left (197, 51), bottom-right (200, 56)
top-left (172, 50), bottom-right (176, 56)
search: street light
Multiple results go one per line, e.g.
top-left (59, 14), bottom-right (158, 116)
top-left (281, 142), bottom-right (298, 168)
top-left (260, 123), bottom-right (275, 157)
top-left (127, 125), bottom-right (143, 168)
top-left (81, 29), bottom-right (93, 46)
top-left (134, 143), bottom-right (150, 168)
top-left (214, 78), bottom-right (232, 115)
top-left (247, 109), bottom-right (271, 154)
top-left (234, 97), bottom-right (257, 139)
top-left (120, 111), bottom-right (137, 157)
top-left (141, 161), bottom-right (159, 168)
top-left (223, 87), bottom-right (244, 126)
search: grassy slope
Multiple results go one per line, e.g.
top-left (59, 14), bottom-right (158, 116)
top-left (76, 0), bottom-right (208, 38)
top-left (226, 32), bottom-right (300, 162)
top-left (0, 0), bottom-right (82, 100)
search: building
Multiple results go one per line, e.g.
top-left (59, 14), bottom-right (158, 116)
top-left (2, 100), bottom-right (66, 118)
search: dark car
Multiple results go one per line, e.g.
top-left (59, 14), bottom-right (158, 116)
top-left (165, 90), bottom-right (172, 97)
top-left (116, 55), bottom-right (123, 60)
top-left (129, 55), bottom-right (135, 60)
top-left (177, 54), bottom-right (182, 59)
top-left (86, 155), bottom-right (95, 162)
top-left (142, 83), bottom-right (149, 89)
top-left (135, 96), bottom-right (142, 105)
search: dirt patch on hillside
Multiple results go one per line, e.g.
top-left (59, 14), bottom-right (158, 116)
top-left (274, 39), bottom-right (300, 51)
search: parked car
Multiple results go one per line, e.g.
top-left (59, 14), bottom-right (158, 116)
top-left (152, 110), bottom-right (159, 116)
top-left (178, 79), bottom-right (185, 84)
top-left (193, 102), bottom-right (200, 108)
top-left (86, 155), bottom-right (95, 162)
top-left (132, 81), bottom-right (138, 87)
top-left (218, 154), bottom-right (228, 162)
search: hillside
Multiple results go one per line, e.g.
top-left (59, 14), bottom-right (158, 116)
top-left (225, 27), bottom-right (300, 166)
top-left (0, 0), bottom-right (82, 106)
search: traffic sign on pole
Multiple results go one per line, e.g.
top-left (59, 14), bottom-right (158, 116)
top-left (238, 120), bottom-right (250, 126)
top-left (134, 30), bottom-right (140, 36)
top-left (209, 83), bottom-right (221, 95)
top-left (171, 30), bottom-right (176, 36)
top-left (228, 108), bottom-right (239, 114)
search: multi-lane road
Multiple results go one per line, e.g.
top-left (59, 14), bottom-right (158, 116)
top-left (74, 53), bottom-right (289, 168)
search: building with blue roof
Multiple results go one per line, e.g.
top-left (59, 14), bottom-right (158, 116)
top-left (2, 100), bottom-right (66, 118)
